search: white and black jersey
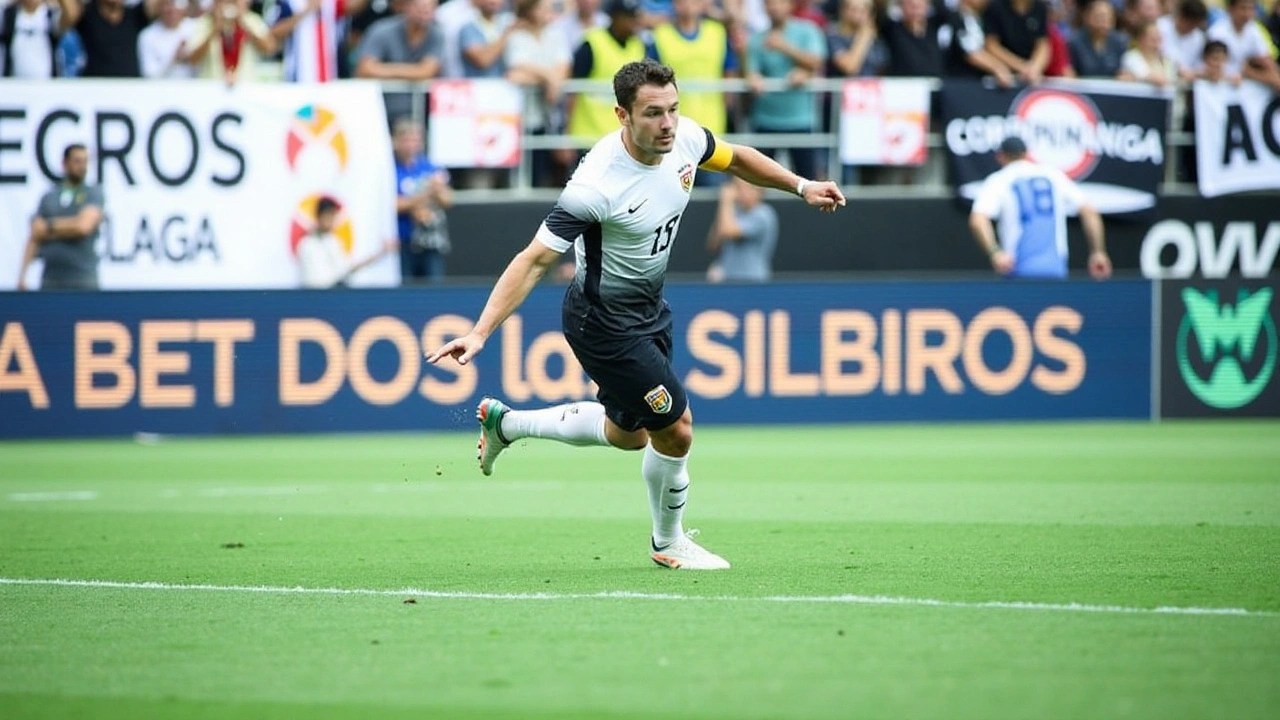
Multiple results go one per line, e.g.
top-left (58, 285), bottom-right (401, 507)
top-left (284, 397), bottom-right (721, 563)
top-left (536, 116), bottom-right (727, 336)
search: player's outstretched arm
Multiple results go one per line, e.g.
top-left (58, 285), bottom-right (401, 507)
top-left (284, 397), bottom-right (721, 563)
top-left (425, 239), bottom-right (562, 365)
top-left (723, 144), bottom-right (846, 213)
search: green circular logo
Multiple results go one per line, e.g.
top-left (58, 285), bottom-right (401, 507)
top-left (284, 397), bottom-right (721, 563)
top-left (1176, 288), bottom-right (1276, 410)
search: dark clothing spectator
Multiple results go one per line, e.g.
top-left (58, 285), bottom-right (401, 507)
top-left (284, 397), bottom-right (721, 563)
top-left (76, 0), bottom-right (154, 77)
top-left (880, 13), bottom-right (947, 77)
top-left (1068, 28), bottom-right (1128, 76)
top-left (983, 0), bottom-right (1047, 62)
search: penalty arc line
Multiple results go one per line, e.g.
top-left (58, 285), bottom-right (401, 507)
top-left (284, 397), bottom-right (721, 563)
top-left (0, 578), bottom-right (1275, 618)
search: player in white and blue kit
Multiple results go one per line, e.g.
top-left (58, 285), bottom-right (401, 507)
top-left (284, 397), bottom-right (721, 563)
top-left (968, 137), bottom-right (1112, 280)
top-left (427, 60), bottom-right (846, 570)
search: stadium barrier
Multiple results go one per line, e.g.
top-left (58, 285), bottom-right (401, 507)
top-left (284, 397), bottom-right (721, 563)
top-left (0, 279), bottom-right (1166, 439)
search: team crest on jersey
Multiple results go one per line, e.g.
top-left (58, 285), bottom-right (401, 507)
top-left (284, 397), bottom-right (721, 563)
top-left (678, 163), bottom-right (694, 193)
top-left (644, 385), bottom-right (673, 414)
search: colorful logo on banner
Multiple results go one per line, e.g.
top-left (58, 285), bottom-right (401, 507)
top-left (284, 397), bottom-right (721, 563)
top-left (285, 104), bottom-right (349, 171)
top-left (839, 79), bottom-right (929, 166)
top-left (1176, 287), bottom-right (1276, 409)
top-left (1012, 89), bottom-right (1102, 179)
top-left (289, 194), bottom-right (354, 256)
top-left (429, 80), bottom-right (522, 168)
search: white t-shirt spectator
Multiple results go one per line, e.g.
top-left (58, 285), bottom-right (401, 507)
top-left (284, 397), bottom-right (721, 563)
top-left (435, 0), bottom-right (478, 79)
top-left (549, 9), bottom-right (606, 55)
top-left (1207, 18), bottom-right (1273, 75)
top-left (505, 24), bottom-right (570, 131)
top-left (2, 3), bottom-right (61, 78)
top-left (1156, 14), bottom-right (1205, 73)
top-left (297, 233), bottom-right (350, 288)
top-left (137, 18), bottom-right (195, 78)
top-left (1121, 47), bottom-right (1177, 84)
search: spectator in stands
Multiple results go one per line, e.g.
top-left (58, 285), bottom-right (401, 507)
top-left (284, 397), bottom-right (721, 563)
top-left (71, 0), bottom-right (160, 77)
top-left (551, 0), bottom-right (607, 54)
top-left (1269, 0), bottom-right (1280, 53)
top-left (567, 0), bottom-right (647, 143)
top-left (1158, 0), bottom-right (1207, 80)
top-left (1119, 18), bottom-right (1176, 84)
top-left (826, 0), bottom-right (887, 79)
top-left (745, 0), bottom-right (825, 180)
top-left (392, 117), bottom-right (455, 282)
top-left (1198, 36), bottom-right (1237, 81)
top-left (968, 136), bottom-right (1111, 281)
top-left (137, 0), bottom-right (195, 78)
top-left (1044, 0), bottom-right (1075, 77)
top-left (185, 0), bottom-right (276, 83)
top-left (346, 0), bottom-right (401, 75)
top-left (945, 0), bottom-right (1017, 86)
top-left (649, 0), bottom-right (738, 185)
top-left (639, 0), bottom-right (673, 27)
top-left (18, 143), bottom-right (104, 291)
top-left (1069, 0), bottom-right (1128, 77)
top-left (984, 0), bottom-right (1050, 83)
top-left (1208, 0), bottom-right (1280, 91)
top-left (434, 0), bottom-right (477, 78)
top-left (706, 175), bottom-right (779, 283)
top-left (297, 196), bottom-right (399, 288)
top-left (459, 0), bottom-right (512, 76)
top-left (269, 0), bottom-right (369, 82)
top-left (879, 0), bottom-right (945, 79)
top-left (792, 0), bottom-right (826, 27)
top-left (506, 0), bottom-right (570, 186)
top-left (1120, 0), bottom-right (1161, 35)
top-left (1, 0), bottom-right (78, 77)
top-left (355, 0), bottom-right (444, 123)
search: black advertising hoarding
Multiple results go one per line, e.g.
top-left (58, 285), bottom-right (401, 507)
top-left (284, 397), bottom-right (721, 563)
top-left (1160, 279), bottom-right (1280, 418)
top-left (940, 79), bottom-right (1170, 214)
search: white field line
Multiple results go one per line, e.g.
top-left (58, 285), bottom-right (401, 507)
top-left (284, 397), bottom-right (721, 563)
top-left (0, 577), bottom-right (1274, 618)
top-left (6, 491), bottom-right (99, 502)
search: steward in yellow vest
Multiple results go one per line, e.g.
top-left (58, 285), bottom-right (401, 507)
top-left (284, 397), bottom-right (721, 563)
top-left (567, 0), bottom-right (647, 140)
top-left (649, 10), bottom-right (734, 135)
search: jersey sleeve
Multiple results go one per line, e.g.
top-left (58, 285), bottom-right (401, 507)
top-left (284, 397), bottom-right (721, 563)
top-left (534, 183), bottom-right (607, 253)
top-left (1051, 169), bottom-right (1087, 215)
top-left (970, 174), bottom-right (1004, 218)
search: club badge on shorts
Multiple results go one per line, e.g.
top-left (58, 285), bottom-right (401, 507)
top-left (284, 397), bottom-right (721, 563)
top-left (678, 163), bottom-right (694, 193)
top-left (644, 385), bottom-right (673, 414)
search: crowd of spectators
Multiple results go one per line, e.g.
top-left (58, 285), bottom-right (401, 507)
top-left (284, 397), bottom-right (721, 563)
top-left (3, 0), bottom-right (1279, 187)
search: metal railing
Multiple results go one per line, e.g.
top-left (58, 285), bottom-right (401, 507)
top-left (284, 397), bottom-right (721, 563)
top-left (377, 76), bottom-right (1197, 201)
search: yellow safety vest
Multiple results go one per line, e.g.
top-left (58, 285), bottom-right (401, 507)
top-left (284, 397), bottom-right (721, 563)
top-left (568, 28), bottom-right (647, 140)
top-left (651, 20), bottom-right (728, 135)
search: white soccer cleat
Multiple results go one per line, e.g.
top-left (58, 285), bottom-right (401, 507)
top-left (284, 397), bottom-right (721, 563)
top-left (475, 397), bottom-right (511, 477)
top-left (650, 529), bottom-right (731, 570)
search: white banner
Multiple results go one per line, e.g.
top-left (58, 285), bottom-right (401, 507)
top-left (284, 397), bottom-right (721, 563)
top-left (839, 79), bottom-right (930, 166)
top-left (428, 79), bottom-right (522, 168)
top-left (1194, 79), bottom-right (1280, 198)
top-left (0, 80), bottom-right (399, 290)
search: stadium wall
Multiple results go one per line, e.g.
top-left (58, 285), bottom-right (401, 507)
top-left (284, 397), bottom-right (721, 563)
top-left (0, 280), bottom-right (1165, 439)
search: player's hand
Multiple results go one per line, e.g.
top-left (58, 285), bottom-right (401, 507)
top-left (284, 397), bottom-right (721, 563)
top-left (1088, 251), bottom-right (1112, 281)
top-left (990, 250), bottom-right (1014, 275)
top-left (800, 181), bottom-right (846, 213)
top-left (426, 332), bottom-right (485, 366)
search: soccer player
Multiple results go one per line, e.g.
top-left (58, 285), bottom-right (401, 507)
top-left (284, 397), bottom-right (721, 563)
top-left (968, 136), bottom-right (1112, 281)
top-left (426, 59), bottom-right (845, 571)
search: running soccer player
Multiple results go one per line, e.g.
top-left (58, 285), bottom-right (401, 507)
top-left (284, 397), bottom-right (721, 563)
top-left (426, 60), bottom-right (845, 570)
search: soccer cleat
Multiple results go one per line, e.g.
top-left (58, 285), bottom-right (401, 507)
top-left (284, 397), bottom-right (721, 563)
top-left (475, 397), bottom-right (511, 476)
top-left (650, 529), bottom-right (731, 570)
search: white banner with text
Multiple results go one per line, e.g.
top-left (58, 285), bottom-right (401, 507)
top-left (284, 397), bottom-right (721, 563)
top-left (1194, 79), bottom-right (1280, 198)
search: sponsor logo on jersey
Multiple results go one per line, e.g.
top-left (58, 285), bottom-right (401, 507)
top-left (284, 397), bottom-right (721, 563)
top-left (644, 385), bottom-right (673, 414)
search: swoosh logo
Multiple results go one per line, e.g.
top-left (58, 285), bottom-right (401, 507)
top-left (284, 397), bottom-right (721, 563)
top-left (668, 484), bottom-right (688, 494)
top-left (627, 199), bottom-right (648, 214)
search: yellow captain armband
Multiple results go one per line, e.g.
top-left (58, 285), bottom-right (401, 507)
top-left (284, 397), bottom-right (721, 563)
top-left (698, 133), bottom-right (734, 172)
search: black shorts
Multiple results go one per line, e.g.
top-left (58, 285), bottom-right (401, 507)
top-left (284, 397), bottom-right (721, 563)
top-left (562, 312), bottom-right (688, 434)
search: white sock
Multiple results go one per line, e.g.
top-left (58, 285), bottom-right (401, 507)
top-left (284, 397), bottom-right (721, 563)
top-left (499, 402), bottom-right (610, 447)
top-left (642, 444), bottom-right (688, 547)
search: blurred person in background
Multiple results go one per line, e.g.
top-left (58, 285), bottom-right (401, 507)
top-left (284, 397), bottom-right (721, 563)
top-left (392, 117), bottom-right (454, 282)
top-left (1120, 0), bottom-right (1161, 35)
top-left (434, 0), bottom-right (477, 78)
top-left (826, 0), bottom-right (887, 185)
top-left (459, 0), bottom-right (513, 78)
top-left (1207, 0), bottom-right (1280, 91)
top-left (1158, 0), bottom-right (1207, 81)
top-left (945, 0), bottom-right (1017, 86)
top-left (551, 0), bottom-right (607, 52)
top-left (1119, 18), bottom-right (1177, 84)
top-left (269, 0), bottom-right (369, 83)
top-left (880, 0), bottom-right (945, 78)
top-left (297, 196), bottom-right (399, 288)
top-left (137, 0), bottom-right (196, 77)
top-left (185, 0), bottom-right (276, 83)
top-left (648, 0), bottom-right (738, 186)
top-left (18, 144), bottom-right (105, 291)
top-left (983, 0), bottom-right (1050, 83)
top-left (71, 0), bottom-right (161, 77)
top-left (355, 0), bottom-right (444, 123)
top-left (745, 0), bottom-right (825, 180)
top-left (1, 0), bottom-right (79, 77)
top-left (705, 175), bottom-right (778, 282)
top-left (1268, 0), bottom-right (1280, 50)
top-left (567, 0), bottom-right (647, 145)
top-left (1069, 0), bottom-right (1128, 77)
top-left (1043, 0), bottom-right (1074, 77)
top-left (505, 0), bottom-right (571, 186)
top-left (345, 0), bottom-right (401, 72)
top-left (968, 136), bottom-right (1111, 281)
top-left (1197, 36), bottom-right (1237, 80)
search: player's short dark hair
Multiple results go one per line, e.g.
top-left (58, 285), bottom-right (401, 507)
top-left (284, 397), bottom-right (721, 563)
top-left (316, 196), bottom-right (339, 215)
top-left (1177, 0), bottom-right (1208, 22)
top-left (63, 143), bottom-right (86, 162)
top-left (613, 60), bottom-right (677, 113)
top-left (1203, 39), bottom-right (1228, 58)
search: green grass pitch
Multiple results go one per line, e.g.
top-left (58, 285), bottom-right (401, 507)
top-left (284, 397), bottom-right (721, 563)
top-left (1, 421), bottom-right (1278, 719)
